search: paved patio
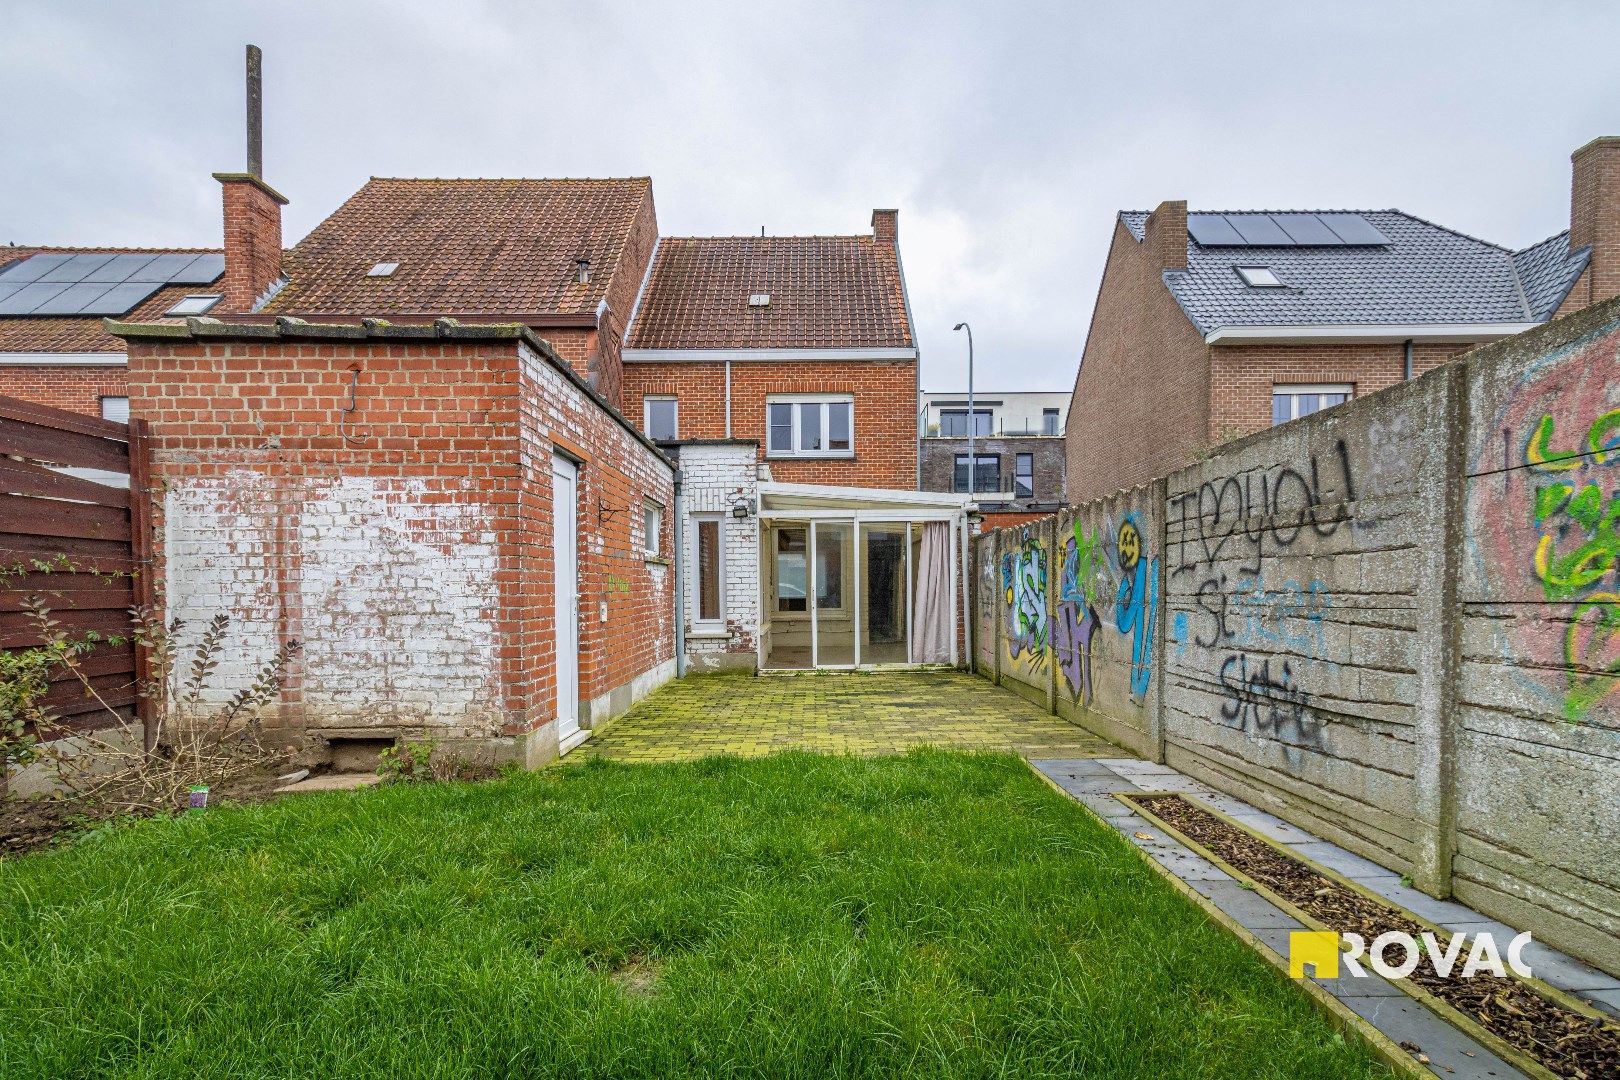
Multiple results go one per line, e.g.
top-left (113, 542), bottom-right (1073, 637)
top-left (576, 671), bottom-right (1113, 762)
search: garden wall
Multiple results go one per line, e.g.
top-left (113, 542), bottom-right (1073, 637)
top-left (973, 296), bottom-right (1620, 974)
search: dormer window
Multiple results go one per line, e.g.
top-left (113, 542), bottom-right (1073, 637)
top-left (165, 294), bottom-right (222, 316)
top-left (1236, 266), bottom-right (1285, 287)
top-left (368, 262), bottom-right (399, 278)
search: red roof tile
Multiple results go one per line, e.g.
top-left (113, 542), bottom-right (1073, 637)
top-left (625, 235), bottom-right (913, 350)
top-left (263, 177), bottom-right (653, 317)
top-left (0, 246), bottom-right (223, 353)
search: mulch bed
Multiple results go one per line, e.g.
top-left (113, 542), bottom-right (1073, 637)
top-left (1140, 795), bottom-right (1620, 1080)
top-left (1, 766), bottom-right (294, 859)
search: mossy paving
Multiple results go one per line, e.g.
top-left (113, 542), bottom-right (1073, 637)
top-left (575, 671), bottom-right (1114, 762)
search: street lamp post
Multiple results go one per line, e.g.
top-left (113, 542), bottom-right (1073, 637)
top-left (953, 322), bottom-right (974, 493)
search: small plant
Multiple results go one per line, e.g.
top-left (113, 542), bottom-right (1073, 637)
top-left (378, 740), bottom-right (438, 783)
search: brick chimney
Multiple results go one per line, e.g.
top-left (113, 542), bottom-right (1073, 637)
top-left (872, 208), bottom-right (899, 244)
top-left (1570, 136), bottom-right (1620, 306)
top-left (214, 44), bottom-right (286, 313)
top-left (214, 173), bottom-right (287, 312)
top-left (1144, 200), bottom-right (1188, 271)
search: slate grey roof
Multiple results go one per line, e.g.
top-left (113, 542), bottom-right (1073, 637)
top-left (1118, 210), bottom-right (1589, 337)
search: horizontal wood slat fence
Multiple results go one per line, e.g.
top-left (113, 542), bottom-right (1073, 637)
top-left (0, 394), bottom-right (153, 744)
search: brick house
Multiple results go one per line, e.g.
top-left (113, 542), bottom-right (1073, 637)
top-left (92, 134), bottom-right (966, 764)
top-left (919, 389), bottom-right (1068, 528)
top-left (0, 246), bottom-right (225, 418)
top-left (1066, 136), bottom-right (1618, 504)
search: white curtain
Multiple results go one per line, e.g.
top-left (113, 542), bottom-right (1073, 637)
top-left (912, 522), bottom-right (952, 664)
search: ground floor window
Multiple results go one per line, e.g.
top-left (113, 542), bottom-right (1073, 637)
top-left (694, 516), bottom-right (723, 625)
top-left (774, 527), bottom-right (843, 612)
top-left (953, 454), bottom-right (1000, 494)
top-left (1272, 384), bottom-right (1351, 425)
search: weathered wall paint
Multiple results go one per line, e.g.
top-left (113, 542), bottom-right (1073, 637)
top-left (974, 295), bottom-right (1620, 976)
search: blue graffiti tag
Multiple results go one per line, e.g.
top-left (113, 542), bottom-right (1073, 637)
top-left (1113, 513), bottom-right (1159, 699)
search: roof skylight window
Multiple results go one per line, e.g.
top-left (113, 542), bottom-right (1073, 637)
top-left (368, 261), bottom-right (399, 278)
top-left (748, 293), bottom-right (771, 307)
top-left (1236, 266), bottom-right (1285, 288)
top-left (165, 294), bottom-right (222, 316)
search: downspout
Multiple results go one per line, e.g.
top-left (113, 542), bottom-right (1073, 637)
top-left (1403, 338), bottom-right (1414, 381)
top-left (672, 464), bottom-right (687, 678)
top-left (724, 358), bottom-right (732, 438)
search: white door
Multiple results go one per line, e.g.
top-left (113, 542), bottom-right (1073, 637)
top-left (551, 455), bottom-right (582, 748)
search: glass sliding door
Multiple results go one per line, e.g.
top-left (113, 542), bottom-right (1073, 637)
top-left (811, 521), bottom-right (854, 667)
top-left (860, 522), bottom-right (910, 665)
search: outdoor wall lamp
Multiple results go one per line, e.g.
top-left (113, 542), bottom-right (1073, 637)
top-left (731, 498), bottom-right (755, 519)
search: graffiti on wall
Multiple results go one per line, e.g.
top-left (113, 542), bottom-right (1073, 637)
top-left (1168, 445), bottom-right (1356, 747)
top-left (1002, 527), bottom-right (1048, 663)
top-left (1473, 326), bottom-right (1620, 723)
top-left (1052, 511), bottom-right (1158, 705)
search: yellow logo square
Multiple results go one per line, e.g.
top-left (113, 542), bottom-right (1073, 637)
top-left (1289, 931), bottom-right (1340, 978)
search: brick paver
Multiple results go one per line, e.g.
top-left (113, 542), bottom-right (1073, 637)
top-left (576, 671), bottom-right (1114, 762)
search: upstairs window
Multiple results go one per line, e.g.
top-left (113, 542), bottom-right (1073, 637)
top-left (644, 396), bottom-right (678, 441)
top-left (766, 397), bottom-right (853, 457)
top-left (1014, 453), bottom-right (1035, 498)
top-left (953, 454), bottom-right (1000, 494)
top-left (1042, 408), bottom-right (1060, 436)
top-left (939, 408), bottom-right (993, 437)
top-left (1272, 384), bottom-right (1351, 426)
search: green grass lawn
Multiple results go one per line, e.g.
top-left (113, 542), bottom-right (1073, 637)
top-left (0, 751), bottom-right (1389, 1078)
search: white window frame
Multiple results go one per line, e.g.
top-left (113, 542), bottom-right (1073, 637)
top-left (163, 294), bottom-right (222, 317)
top-left (1236, 266), bottom-right (1286, 287)
top-left (643, 395), bottom-right (678, 440)
top-left (765, 394), bottom-right (855, 459)
top-left (690, 513), bottom-right (726, 630)
top-left (642, 499), bottom-right (663, 557)
top-left (1272, 383), bottom-right (1353, 425)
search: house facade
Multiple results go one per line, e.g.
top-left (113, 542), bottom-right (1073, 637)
top-left (919, 389), bottom-right (1067, 527)
top-left (91, 140), bottom-right (962, 765)
top-left (1066, 136), bottom-right (1618, 504)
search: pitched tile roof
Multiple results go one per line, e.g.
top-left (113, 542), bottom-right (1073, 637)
top-left (0, 246), bottom-right (223, 353)
top-left (1117, 210), bottom-right (1588, 336)
top-left (625, 235), bottom-right (913, 349)
top-left (262, 177), bottom-right (652, 316)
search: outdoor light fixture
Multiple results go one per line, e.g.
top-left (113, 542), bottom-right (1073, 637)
top-left (731, 498), bottom-right (754, 519)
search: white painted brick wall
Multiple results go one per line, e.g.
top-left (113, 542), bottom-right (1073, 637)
top-left (679, 444), bottom-right (760, 667)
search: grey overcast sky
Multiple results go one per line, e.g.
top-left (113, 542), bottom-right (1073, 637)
top-left (1, 1), bottom-right (1614, 391)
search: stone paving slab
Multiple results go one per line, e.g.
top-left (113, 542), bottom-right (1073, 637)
top-left (1337, 994), bottom-right (1522, 1079)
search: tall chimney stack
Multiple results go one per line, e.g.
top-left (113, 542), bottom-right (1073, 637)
top-left (1570, 136), bottom-right (1620, 307)
top-left (214, 43), bottom-right (286, 313)
top-left (246, 44), bottom-right (263, 178)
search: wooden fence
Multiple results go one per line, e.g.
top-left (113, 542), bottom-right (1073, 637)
top-left (0, 394), bottom-right (153, 744)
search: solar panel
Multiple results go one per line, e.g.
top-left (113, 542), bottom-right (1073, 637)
top-left (30, 283), bottom-right (120, 315)
top-left (1318, 214), bottom-right (1389, 245)
top-left (79, 281), bottom-right (163, 315)
top-left (168, 253), bottom-right (225, 284)
top-left (0, 283), bottom-right (21, 304)
top-left (0, 282), bottom-right (71, 315)
top-left (1223, 214), bottom-right (1295, 245)
top-left (38, 254), bottom-right (117, 282)
top-left (84, 253), bottom-right (160, 283)
top-left (1272, 214), bottom-right (1343, 245)
top-left (0, 253), bottom-right (72, 282)
top-left (1188, 214), bottom-right (1246, 246)
top-left (127, 253), bottom-right (200, 281)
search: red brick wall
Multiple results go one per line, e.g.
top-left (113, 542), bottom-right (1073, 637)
top-left (1570, 137), bottom-right (1620, 307)
top-left (1207, 340), bottom-right (1472, 442)
top-left (623, 358), bottom-right (918, 488)
top-left (0, 365), bottom-right (128, 416)
top-left (1066, 216), bottom-right (1211, 505)
top-left (125, 332), bottom-right (673, 758)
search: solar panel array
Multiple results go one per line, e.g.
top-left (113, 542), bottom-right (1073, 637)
top-left (1187, 213), bottom-right (1389, 248)
top-left (0, 252), bottom-right (225, 316)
